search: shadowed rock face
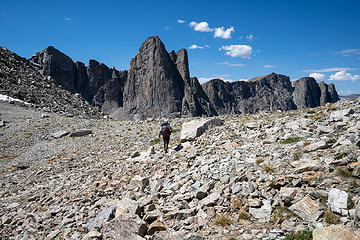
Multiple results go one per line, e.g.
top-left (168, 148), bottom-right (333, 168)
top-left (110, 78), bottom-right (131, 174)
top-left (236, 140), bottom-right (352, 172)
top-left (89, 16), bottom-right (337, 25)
top-left (30, 46), bottom-right (127, 114)
top-left (112, 36), bottom-right (185, 120)
top-left (30, 46), bottom-right (77, 93)
top-left (293, 77), bottom-right (339, 109)
top-left (202, 73), bottom-right (296, 114)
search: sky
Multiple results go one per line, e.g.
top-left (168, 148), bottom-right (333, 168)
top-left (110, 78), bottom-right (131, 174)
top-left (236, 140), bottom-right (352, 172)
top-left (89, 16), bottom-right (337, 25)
top-left (1, 0), bottom-right (360, 95)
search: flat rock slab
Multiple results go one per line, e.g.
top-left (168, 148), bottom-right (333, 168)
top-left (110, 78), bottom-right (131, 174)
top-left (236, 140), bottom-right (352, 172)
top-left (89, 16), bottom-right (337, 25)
top-left (303, 141), bottom-right (329, 152)
top-left (198, 191), bottom-right (221, 208)
top-left (327, 188), bottom-right (348, 214)
top-left (289, 195), bottom-right (322, 222)
top-left (51, 130), bottom-right (70, 139)
top-left (69, 129), bottom-right (92, 137)
top-left (102, 213), bottom-right (147, 240)
top-left (329, 108), bottom-right (354, 121)
top-left (180, 118), bottom-right (223, 142)
top-left (84, 205), bottom-right (116, 232)
top-left (313, 225), bottom-right (360, 240)
top-left (249, 200), bottom-right (272, 219)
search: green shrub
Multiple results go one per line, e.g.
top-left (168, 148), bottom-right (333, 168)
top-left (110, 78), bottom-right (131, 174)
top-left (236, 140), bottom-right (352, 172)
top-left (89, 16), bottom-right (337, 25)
top-left (150, 138), bottom-right (160, 145)
top-left (214, 215), bottom-right (232, 227)
top-left (238, 211), bottom-right (251, 220)
top-left (282, 137), bottom-right (302, 144)
top-left (324, 209), bottom-right (340, 224)
top-left (284, 229), bottom-right (312, 240)
top-left (262, 165), bottom-right (275, 173)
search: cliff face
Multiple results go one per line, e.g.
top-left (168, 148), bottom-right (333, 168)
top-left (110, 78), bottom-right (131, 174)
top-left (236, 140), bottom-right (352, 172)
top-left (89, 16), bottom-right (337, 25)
top-left (26, 37), bottom-right (340, 119)
top-left (202, 73), bottom-right (296, 114)
top-left (30, 47), bottom-right (127, 115)
top-left (292, 77), bottom-right (339, 109)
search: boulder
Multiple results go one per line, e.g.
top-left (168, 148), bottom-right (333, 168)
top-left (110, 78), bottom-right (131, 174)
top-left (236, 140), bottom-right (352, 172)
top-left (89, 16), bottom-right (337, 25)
top-left (84, 205), bottom-right (116, 232)
top-left (313, 225), bottom-right (360, 240)
top-left (329, 108), bottom-right (355, 122)
top-left (289, 196), bottom-right (322, 222)
top-left (327, 188), bottom-right (348, 214)
top-left (180, 118), bottom-right (223, 142)
top-left (102, 213), bottom-right (147, 240)
top-left (249, 200), bottom-right (272, 219)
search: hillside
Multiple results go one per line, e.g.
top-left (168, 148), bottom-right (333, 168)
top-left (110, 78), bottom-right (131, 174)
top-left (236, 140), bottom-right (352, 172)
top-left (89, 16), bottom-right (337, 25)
top-left (1, 96), bottom-right (359, 239)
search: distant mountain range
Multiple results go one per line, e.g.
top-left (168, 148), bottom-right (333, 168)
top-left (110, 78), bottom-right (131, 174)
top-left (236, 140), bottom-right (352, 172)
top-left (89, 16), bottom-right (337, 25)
top-left (1, 36), bottom-right (340, 120)
top-left (339, 94), bottom-right (360, 100)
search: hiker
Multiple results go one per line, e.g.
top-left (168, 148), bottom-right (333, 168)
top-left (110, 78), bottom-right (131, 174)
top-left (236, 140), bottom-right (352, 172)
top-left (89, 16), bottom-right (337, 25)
top-left (158, 119), bottom-right (172, 153)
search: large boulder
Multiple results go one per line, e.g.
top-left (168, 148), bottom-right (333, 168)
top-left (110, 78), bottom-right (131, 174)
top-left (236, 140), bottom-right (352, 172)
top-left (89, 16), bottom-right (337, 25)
top-left (313, 225), bottom-right (360, 240)
top-left (292, 77), bottom-right (321, 108)
top-left (180, 118), bottom-right (223, 142)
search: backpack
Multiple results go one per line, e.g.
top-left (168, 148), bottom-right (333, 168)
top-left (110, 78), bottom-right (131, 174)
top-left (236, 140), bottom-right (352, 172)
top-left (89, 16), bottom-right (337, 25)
top-left (161, 123), bottom-right (171, 137)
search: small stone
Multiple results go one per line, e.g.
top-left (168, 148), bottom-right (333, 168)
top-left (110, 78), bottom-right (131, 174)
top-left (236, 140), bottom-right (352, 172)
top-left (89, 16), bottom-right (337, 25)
top-left (131, 151), bottom-right (140, 158)
top-left (51, 130), bottom-right (70, 139)
top-left (248, 199), bottom-right (262, 207)
top-left (83, 230), bottom-right (102, 239)
top-left (147, 219), bottom-right (166, 235)
top-left (0, 120), bottom-right (5, 127)
top-left (47, 229), bottom-right (60, 239)
top-left (41, 113), bottom-right (49, 118)
top-left (84, 205), bottom-right (115, 232)
top-left (69, 129), bottom-right (92, 137)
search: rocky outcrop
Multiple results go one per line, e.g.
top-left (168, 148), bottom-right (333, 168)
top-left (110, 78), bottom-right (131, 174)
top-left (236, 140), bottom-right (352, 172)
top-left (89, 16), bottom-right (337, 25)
top-left (0, 47), bottom-right (101, 118)
top-left (93, 69), bottom-right (127, 114)
top-left (112, 36), bottom-right (186, 120)
top-left (30, 46), bottom-right (78, 93)
top-left (202, 73), bottom-right (297, 114)
top-left (292, 77), bottom-right (339, 109)
top-left (30, 46), bottom-right (127, 114)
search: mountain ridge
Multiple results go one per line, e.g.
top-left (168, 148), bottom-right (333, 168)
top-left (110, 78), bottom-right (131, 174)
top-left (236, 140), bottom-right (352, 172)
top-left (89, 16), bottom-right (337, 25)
top-left (2, 36), bottom-right (340, 120)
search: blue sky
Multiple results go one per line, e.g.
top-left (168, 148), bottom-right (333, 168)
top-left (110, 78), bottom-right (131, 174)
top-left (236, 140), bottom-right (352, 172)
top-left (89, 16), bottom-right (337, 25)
top-left (1, 0), bottom-right (360, 95)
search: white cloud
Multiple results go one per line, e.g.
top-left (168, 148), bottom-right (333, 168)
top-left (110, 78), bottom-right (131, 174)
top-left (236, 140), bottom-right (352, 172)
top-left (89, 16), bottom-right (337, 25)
top-left (229, 63), bottom-right (245, 67)
top-left (329, 71), bottom-right (360, 82)
top-left (303, 67), bottom-right (357, 73)
top-left (64, 17), bottom-right (71, 21)
top-left (177, 19), bottom-right (186, 24)
top-left (188, 44), bottom-right (204, 49)
top-left (309, 73), bottom-right (325, 81)
top-left (220, 45), bottom-right (253, 58)
top-left (336, 48), bottom-right (360, 56)
top-left (205, 44), bottom-right (210, 48)
top-left (189, 21), bottom-right (213, 32)
top-left (264, 65), bottom-right (273, 68)
top-left (246, 34), bottom-right (254, 41)
top-left (216, 61), bottom-right (244, 67)
top-left (214, 26), bottom-right (234, 39)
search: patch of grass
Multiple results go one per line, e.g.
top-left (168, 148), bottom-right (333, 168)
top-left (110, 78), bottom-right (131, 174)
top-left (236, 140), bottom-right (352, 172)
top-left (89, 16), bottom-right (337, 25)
top-left (307, 110), bottom-right (316, 114)
top-left (293, 151), bottom-right (302, 161)
top-left (238, 211), bottom-right (251, 220)
top-left (272, 207), bottom-right (298, 224)
top-left (172, 128), bottom-right (180, 133)
top-left (302, 141), bottom-right (310, 147)
top-left (214, 215), bottom-right (232, 227)
top-left (337, 167), bottom-right (352, 178)
top-left (284, 229), bottom-right (313, 240)
top-left (324, 209), bottom-right (340, 224)
top-left (262, 164), bottom-right (275, 173)
top-left (282, 137), bottom-right (302, 144)
top-left (256, 158), bottom-right (265, 164)
top-left (150, 138), bottom-right (161, 145)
